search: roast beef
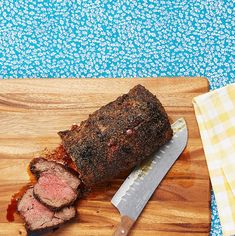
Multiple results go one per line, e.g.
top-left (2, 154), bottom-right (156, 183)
top-left (58, 84), bottom-right (173, 187)
top-left (30, 158), bottom-right (81, 210)
top-left (16, 84), bottom-right (173, 234)
top-left (17, 188), bottom-right (76, 232)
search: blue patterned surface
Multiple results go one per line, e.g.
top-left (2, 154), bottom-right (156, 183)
top-left (1, 0), bottom-right (235, 235)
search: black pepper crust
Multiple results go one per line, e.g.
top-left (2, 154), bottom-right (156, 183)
top-left (58, 84), bottom-right (173, 187)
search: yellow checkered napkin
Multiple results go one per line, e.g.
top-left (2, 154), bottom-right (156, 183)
top-left (193, 83), bottom-right (235, 236)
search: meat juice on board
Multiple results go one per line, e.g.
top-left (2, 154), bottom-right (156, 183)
top-left (6, 143), bottom-right (76, 222)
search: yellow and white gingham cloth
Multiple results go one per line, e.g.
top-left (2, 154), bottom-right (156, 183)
top-left (193, 83), bottom-right (235, 236)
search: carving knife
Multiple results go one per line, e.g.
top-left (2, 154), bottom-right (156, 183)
top-left (111, 118), bottom-right (188, 236)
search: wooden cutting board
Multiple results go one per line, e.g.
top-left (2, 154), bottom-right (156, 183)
top-left (0, 78), bottom-right (210, 236)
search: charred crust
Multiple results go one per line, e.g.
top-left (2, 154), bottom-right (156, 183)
top-left (59, 84), bottom-right (173, 187)
top-left (120, 145), bottom-right (132, 154)
top-left (29, 158), bottom-right (41, 179)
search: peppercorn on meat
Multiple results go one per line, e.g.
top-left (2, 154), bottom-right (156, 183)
top-left (58, 85), bottom-right (173, 187)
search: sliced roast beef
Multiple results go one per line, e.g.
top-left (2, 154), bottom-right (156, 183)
top-left (12, 84), bottom-right (173, 235)
top-left (17, 188), bottom-right (76, 232)
top-left (58, 84), bottom-right (173, 187)
top-left (30, 158), bottom-right (81, 210)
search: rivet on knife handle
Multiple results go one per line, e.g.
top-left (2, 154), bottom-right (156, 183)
top-left (112, 216), bottom-right (135, 236)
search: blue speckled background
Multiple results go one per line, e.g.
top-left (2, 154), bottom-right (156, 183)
top-left (0, 0), bottom-right (235, 234)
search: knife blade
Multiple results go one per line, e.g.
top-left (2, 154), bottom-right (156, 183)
top-left (111, 118), bottom-right (188, 236)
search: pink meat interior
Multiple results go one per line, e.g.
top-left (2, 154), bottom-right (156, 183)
top-left (34, 172), bottom-right (76, 207)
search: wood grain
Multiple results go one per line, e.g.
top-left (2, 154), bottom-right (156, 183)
top-left (0, 78), bottom-right (210, 236)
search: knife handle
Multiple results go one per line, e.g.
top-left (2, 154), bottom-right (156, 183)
top-left (113, 215), bottom-right (135, 236)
